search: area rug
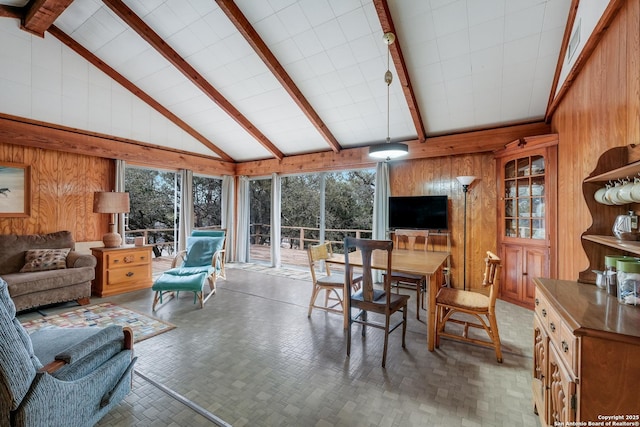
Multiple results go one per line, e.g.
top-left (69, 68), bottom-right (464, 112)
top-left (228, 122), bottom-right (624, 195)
top-left (21, 302), bottom-right (175, 343)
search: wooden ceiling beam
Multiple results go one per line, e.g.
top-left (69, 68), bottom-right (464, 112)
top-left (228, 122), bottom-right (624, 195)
top-left (373, 0), bottom-right (427, 142)
top-left (236, 121), bottom-right (551, 176)
top-left (0, 113), bottom-right (235, 176)
top-left (48, 25), bottom-right (234, 163)
top-left (102, 0), bottom-right (284, 161)
top-left (0, 5), bottom-right (21, 19)
top-left (216, 0), bottom-right (342, 153)
top-left (21, 0), bottom-right (73, 37)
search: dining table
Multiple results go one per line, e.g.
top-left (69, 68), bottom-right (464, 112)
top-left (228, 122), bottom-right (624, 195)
top-left (326, 248), bottom-right (450, 352)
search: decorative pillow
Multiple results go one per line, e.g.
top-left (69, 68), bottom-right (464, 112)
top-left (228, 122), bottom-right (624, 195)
top-left (20, 248), bottom-right (71, 272)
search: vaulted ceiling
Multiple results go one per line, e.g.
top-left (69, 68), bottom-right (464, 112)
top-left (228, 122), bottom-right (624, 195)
top-left (0, 0), bottom-right (572, 163)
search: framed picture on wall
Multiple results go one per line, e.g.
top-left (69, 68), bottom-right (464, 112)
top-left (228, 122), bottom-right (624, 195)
top-left (0, 162), bottom-right (31, 217)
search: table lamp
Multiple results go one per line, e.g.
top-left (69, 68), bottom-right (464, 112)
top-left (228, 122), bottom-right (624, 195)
top-left (93, 191), bottom-right (130, 248)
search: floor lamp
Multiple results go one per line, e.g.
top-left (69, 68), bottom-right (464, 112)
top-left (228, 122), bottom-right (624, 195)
top-left (456, 176), bottom-right (476, 290)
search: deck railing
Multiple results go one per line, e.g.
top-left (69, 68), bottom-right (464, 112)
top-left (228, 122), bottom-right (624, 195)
top-left (250, 224), bottom-right (372, 252)
top-left (125, 224), bottom-right (372, 257)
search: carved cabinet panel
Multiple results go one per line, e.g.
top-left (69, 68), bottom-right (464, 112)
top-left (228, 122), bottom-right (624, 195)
top-left (533, 278), bottom-right (640, 426)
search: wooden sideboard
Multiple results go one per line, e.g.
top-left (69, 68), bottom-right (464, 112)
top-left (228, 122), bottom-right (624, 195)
top-left (533, 278), bottom-right (640, 426)
top-left (91, 246), bottom-right (153, 297)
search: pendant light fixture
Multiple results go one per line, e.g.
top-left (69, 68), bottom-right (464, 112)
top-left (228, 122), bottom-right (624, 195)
top-left (368, 32), bottom-right (408, 160)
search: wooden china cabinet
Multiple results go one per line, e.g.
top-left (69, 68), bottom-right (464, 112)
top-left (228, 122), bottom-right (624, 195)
top-left (495, 135), bottom-right (558, 309)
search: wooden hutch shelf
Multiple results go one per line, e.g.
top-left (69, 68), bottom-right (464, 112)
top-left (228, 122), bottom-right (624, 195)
top-left (580, 145), bottom-right (640, 283)
top-left (583, 158), bottom-right (640, 183)
top-left (582, 234), bottom-right (640, 255)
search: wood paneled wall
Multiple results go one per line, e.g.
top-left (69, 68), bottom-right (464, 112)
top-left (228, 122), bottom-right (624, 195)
top-left (389, 152), bottom-right (497, 290)
top-left (0, 142), bottom-right (113, 241)
top-left (551, 0), bottom-right (640, 280)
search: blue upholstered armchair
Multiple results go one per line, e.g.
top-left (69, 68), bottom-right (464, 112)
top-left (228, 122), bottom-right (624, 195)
top-left (0, 278), bottom-right (136, 427)
top-left (152, 229), bottom-right (226, 310)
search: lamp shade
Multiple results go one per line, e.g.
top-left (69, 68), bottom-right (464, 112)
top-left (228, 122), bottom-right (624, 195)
top-left (369, 142), bottom-right (409, 159)
top-left (93, 192), bottom-right (130, 214)
top-left (456, 176), bottom-right (477, 186)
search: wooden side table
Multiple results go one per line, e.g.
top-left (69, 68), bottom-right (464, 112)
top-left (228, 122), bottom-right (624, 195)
top-left (91, 245), bottom-right (153, 297)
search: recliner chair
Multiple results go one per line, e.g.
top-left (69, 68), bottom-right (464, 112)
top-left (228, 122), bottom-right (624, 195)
top-left (0, 277), bottom-right (136, 427)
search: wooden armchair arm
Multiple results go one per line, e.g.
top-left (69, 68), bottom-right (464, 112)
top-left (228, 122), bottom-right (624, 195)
top-left (171, 250), bottom-right (187, 268)
top-left (210, 249), bottom-right (226, 266)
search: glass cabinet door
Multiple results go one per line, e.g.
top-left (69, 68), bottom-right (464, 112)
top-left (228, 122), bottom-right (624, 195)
top-left (504, 154), bottom-right (546, 240)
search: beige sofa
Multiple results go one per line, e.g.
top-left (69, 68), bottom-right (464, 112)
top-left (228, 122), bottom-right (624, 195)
top-left (0, 231), bottom-right (96, 312)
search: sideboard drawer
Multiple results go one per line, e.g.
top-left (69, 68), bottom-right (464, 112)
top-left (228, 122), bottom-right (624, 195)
top-left (107, 264), bottom-right (149, 286)
top-left (534, 291), bottom-right (550, 328)
top-left (107, 250), bottom-right (149, 268)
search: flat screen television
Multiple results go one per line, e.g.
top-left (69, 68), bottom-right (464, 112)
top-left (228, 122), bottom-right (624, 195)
top-left (388, 195), bottom-right (449, 230)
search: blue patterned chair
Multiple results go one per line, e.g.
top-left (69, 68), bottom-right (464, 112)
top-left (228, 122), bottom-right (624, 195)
top-left (0, 278), bottom-right (136, 427)
top-left (152, 229), bottom-right (226, 310)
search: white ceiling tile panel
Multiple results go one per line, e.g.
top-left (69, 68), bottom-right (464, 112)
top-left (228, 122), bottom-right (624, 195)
top-left (472, 67), bottom-right (503, 92)
top-left (440, 54), bottom-right (472, 80)
top-left (270, 38), bottom-right (305, 64)
top-left (314, 19), bottom-right (348, 51)
top-left (470, 45), bottom-right (503, 74)
top-left (201, 8), bottom-right (238, 40)
top-left (504, 3), bottom-right (546, 43)
top-left (64, 7), bottom-right (127, 52)
top-left (503, 33), bottom-right (540, 65)
top-left (543, 0), bottom-right (573, 31)
top-left (53, 0), bottom-right (102, 31)
top-left (337, 8), bottom-right (374, 41)
top-left (347, 33), bottom-right (381, 64)
top-left (291, 28), bottom-right (325, 59)
top-left (469, 18), bottom-right (504, 52)
top-left (432, 1), bottom-right (468, 38)
top-left (437, 28), bottom-right (470, 61)
top-left (326, 43), bottom-right (358, 69)
top-left (327, 0), bottom-right (363, 17)
top-left (94, 30), bottom-right (147, 69)
top-left (503, 60), bottom-right (537, 87)
top-left (253, 14), bottom-right (290, 45)
top-left (268, 0), bottom-right (298, 13)
top-left (466, 0), bottom-right (505, 27)
top-left (278, 3), bottom-right (312, 37)
top-left (299, 0), bottom-right (335, 27)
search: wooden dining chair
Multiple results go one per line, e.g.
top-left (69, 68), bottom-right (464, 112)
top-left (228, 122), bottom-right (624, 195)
top-left (344, 237), bottom-right (409, 368)
top-left (388, 229), bottom-right (429, 320)
top-left (307, 242), bottom-right (350, 326)
top-left (435, 251), bottom-right (503, 362)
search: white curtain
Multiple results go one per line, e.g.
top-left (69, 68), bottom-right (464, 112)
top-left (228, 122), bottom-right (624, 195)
top-left (236, 176), bottom-right (250, 262)
top-left (222, 175), bottom-right (235, 262)
top-left (115, 160), bottom-right (126, 242)
top-left (178, 169), bottom-right (193, 252)
top-left (373, 162), bottom-right (390, 240)
top-left (270, 173), bottom-right (281, 268)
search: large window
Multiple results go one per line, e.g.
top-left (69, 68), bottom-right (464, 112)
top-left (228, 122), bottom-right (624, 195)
top-left (324, 170), bottom-right (375, 248)
top-left (125, 167), bottom-right (180, 256)
top-left (124, 168), bottom-right (223, 257)
top-left (193, 175), bottom-right (222, 229)
top-left (248, 169), bottom-right (375, 267)
top-left (281, 174), bottom-right (321, 250)
top-left (249, 178), bottom-right (271, 263)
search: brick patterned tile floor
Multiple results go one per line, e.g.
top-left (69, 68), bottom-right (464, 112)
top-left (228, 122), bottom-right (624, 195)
top-left (21, 264), bottom-right (536, 427)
